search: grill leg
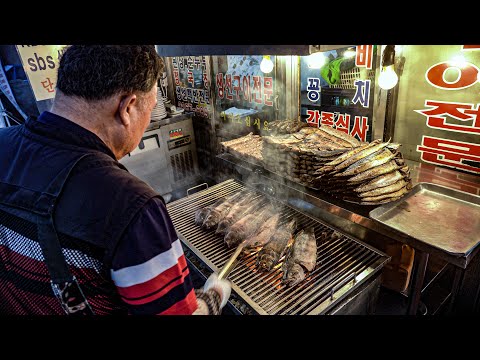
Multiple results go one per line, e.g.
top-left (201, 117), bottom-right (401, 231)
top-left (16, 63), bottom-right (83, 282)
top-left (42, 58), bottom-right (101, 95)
top-left (407, 251), bottom-right (429, 315)
top-left (445, 267), bottom-right (464, 314)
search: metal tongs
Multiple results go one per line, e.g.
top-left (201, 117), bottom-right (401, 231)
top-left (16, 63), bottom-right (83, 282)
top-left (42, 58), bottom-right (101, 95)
top-left (217, 241), bottom-right (248, 280)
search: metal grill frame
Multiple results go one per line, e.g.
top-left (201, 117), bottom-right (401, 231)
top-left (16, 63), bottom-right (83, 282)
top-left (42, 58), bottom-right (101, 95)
top-left (167, 179), bottom-right (389, 315)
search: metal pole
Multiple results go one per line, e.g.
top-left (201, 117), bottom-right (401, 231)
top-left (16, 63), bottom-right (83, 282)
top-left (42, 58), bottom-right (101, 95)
top-left (0, 98), bottom-right (7, 128)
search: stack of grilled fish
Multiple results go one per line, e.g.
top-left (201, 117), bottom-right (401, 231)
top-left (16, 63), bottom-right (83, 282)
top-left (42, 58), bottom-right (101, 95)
top-left (262, 123), bottom-right (412, 205)
top-left (268, 119), bottom-right (310, 135)
top-left (220, 133), bottom-right (263, 166)
top-left (313, 138), bottom-right (413, 205)
top-left (262, 125), bottom-right (361, 188)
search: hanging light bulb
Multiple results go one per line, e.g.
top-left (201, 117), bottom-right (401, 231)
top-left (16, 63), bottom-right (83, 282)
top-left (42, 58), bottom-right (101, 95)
top-left (378, 66), bottom-right (398, 90)
top-left (378, 45), bottom-right (399, 90)
top-left (260, 55), bottom-right (274, 73)
top-left (307, 52), bottom-right (326, 69)
top-left (343, 48), bottom-right (356, 58)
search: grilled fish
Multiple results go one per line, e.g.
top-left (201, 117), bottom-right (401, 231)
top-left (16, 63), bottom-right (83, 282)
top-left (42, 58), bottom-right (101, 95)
top-left (282, 227), bottom-right (317, 287)
top-left (215, 193), bottom-right (260, 236)
top-left (324, 140), bottom-right (378, 167)
top-left (202, 190), bottom-right (248, 230)
top-left (331, 139), bottom-right (387, 172)
top-left (360, 196), bottom-right (403, 205)
top-left (347, 159), bottom-right (401, 183)
top-left (224, 204), bottom-right (275, 248)
top-left (194, 197), bottom-right (226, 226)
top-left (358, 179), bottom-right (408, 198)
top-left (336, 148), bottom-right (396, 177)
top-left (354, 170), bottom-right (404, 193)
top-left (318, 125), bottom-right (361, 147)
top-left (361, 184), bottom-right (410, 202)
top-left (257, 218), bottom-right (296, 272)
top-left (243, 212), bottom-right (281, 253)
top-left (313, 130), bottom-right (352, 148)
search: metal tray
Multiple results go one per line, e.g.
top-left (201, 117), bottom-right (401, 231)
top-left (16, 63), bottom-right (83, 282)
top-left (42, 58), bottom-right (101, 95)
top-left (369, 182), bottom-right (480, 256)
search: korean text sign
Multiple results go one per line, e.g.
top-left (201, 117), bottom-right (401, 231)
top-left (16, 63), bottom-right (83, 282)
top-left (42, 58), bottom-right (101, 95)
top-left (16, 45), bottom-right (67, 101)
top-left (300, 45), bottom-right (375, 142)
top-left (415, 45), bottom-right (480, 174)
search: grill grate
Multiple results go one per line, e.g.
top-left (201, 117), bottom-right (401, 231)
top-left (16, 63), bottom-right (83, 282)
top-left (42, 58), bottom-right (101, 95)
top-left (167, 179), bottom-right (388, 315)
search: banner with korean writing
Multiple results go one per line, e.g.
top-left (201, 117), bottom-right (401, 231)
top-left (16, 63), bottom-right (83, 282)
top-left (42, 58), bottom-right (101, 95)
top-left (15, 45), bottom-right (67, 101)
top-left (393, 45), bottom-right (480, 175)
top-left (170, 55), bottom-right (212, 119)
top-left (300, 45), bottom-right (376, 142)
top-left (0, 58), bottom-right (27, 120)
top-left (213, 55), bottom-right (275, 136)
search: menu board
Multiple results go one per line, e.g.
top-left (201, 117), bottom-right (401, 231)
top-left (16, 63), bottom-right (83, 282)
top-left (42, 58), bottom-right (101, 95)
top-left (171, 56), bottom-right (212, 119)
top-left (213, 55), bottom-right (275, 135)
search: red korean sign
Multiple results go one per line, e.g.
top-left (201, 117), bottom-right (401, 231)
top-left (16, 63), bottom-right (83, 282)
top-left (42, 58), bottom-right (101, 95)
top-left (415, 46), bottom-right (480, 175)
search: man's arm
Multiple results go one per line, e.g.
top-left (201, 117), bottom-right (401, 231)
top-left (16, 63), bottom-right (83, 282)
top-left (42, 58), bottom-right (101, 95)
top-left (110, 197), bottom-right (199, 315)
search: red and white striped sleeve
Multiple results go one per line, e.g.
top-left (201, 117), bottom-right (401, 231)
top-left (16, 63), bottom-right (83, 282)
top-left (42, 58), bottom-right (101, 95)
top-left (110, 197), bottom-right (198, 315)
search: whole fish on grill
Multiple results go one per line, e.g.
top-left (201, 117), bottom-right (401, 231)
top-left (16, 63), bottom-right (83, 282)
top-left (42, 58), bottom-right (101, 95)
top-left (257, 218), bottom-right (296, 272)
top-left (202, 190), bottom-right (248, 230)
top-left (282, 227), bottom-right (317, 287)
top-left (215, 193), bottom-right (261, 236)
top-left (194, 196), bottom-right (226, 226)
top-left (224, 204), bottom-right (275, 248)
top-left (243, 212), bottom-right (282, 254)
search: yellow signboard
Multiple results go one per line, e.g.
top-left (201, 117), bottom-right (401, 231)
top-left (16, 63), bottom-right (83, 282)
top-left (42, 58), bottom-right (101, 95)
top-left (16, 45), bottom-right (67, 101)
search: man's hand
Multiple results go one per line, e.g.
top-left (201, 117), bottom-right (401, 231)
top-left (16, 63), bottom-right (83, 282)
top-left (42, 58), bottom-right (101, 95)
top-left (203, 272), bottom-right (231, 309)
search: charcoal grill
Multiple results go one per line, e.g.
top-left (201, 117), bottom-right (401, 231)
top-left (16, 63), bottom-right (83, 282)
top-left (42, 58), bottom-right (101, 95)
top-left (167, 179), bottom-right (389, 315)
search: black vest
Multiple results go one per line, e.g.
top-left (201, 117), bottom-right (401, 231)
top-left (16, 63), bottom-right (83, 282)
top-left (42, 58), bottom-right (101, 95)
top-left (0, 115), bottom-right (160, 271)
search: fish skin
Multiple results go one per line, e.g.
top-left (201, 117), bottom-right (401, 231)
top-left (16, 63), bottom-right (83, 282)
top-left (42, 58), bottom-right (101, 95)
top-left (333, 140), bottom-right (388, 171)
top-left (337, 148), bottom-right (396, 177)
top-left (386, 143), bottom-right (401, 151)
top-left (224, 205), bottom-right (275, 248)
top-left (243, 213), bottom-right (281, 253)
top-left (282, 226), bottom-right (317, 287)
top-left (194, 196), bottom-right (228, 226)
top-left (195, 207), bottom-right (211, 226)
top-left (360, 196), bottom-right (403, 205)
top-left (347, 160), bottom-right (401, 183)
top-left (201, 191), bottom-right (247, 230)
top-left (361, 185), bottom-right (409, 202)
top-left (311, 149), bottom-right (348, 158)
top-left (354, 170), bottom-right (404, 193)
top-left (257, 218), bottom-right (296, 272)
top-left (215, 193), bottom-right (259, 236)
top-left (358, 179), bottom-right (407, 198)
top-left (313, 129), bottom-right (353, 148)
top-left (318, 125), bottom-right (361, 147)
top-left (325, 140), bottom-right (380, 167)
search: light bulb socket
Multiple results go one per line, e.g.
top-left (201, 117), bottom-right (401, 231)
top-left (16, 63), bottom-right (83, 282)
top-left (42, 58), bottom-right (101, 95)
top-left (382, 45), bottom-right (395, 67)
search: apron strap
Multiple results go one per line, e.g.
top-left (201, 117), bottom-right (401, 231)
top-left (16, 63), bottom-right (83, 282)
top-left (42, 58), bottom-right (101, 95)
top-left (1, 153), bottom-right (97, 315)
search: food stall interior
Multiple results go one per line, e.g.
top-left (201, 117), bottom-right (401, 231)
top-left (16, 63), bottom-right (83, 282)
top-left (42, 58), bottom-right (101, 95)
top-left (123, 45), bottom-right (480, 315)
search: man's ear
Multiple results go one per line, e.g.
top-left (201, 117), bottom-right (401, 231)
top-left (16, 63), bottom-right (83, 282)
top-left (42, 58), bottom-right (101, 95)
top-left (117, 94), bottom-right (137, 127)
